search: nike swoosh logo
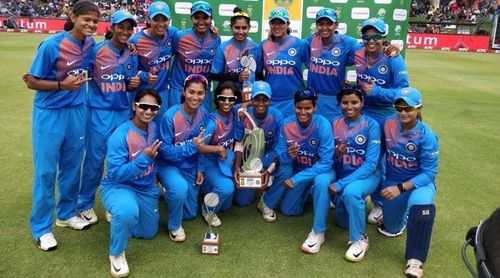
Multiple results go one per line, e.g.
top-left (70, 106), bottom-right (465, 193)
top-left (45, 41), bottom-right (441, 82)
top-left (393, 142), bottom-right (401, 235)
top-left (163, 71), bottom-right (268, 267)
top-left (356, 64), bottom-right (363, 67)
top-left (307, 242), bottom-right (317, 248)
top-left (286, 140), bottom-right (295, 143)
top-left (266, 51), bottom-right (275, 56)
top-left (67, 60), bottom-right (78, 66)
top-left (100, 65), bottom-right (112, 70)
top-left (185, 50), bottom-right (194, 54)
top-left (374, 214), bottom-right (382, 220)
top-left (217, 133), bottom-right (227, 139)
top-left (227, 59), bottom-right (235, 64)
top-left (79, 136), bottom-right (85, 140)
top-left (144, 50), bottom-right (153, 57)
top-left (353, 250), bottom-right (364, 258)
top-left (112, 263), bottom-right (121, 273)
top-left (132, 150), bottom-right (141, 157)
top-left (311, 48), bottom-right (318, 51)
top-left (82, 215), bottom-right (92, 221)
top-left (175, 131), bottom-right (183, 137)
top-left (170, 231), bottom-right (177, 239)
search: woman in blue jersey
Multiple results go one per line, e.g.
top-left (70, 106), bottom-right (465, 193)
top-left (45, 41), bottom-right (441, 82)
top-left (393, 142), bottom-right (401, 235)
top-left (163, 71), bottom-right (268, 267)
top-left (157, 74), bottom-right (225, 242)
top-left (377, 87), bottom-right (439, 278)
top-left (210, 7), bottom-right (263, 93)
top-left (101, 89), bottom-right (162, 278)
top-left (355, 18), bottom-right (410, 225)
top-left (24, 0), bottom-right (99, 251)
top-left (321, 86), bottom-right (381, 259)
top-left (259, 88), bottom-right (334, 252)
top-left (232, 81), bottom-right (286, 208)
top-left (78, 10), bottom-right (140, 225)
top-left (169, 1), bottom-right (221, 110)
top-left (199, 81), bottom-right (240, 226)
top-left (261, 7), bottom-right (309, 117)
top-left (129, 1), bottom-right (177, 118)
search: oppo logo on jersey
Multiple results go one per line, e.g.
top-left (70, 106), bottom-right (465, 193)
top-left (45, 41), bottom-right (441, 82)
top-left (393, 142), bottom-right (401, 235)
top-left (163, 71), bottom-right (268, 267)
top-left (266, 59), bottom-right (295, 75)
top-left (296, 150), bottom-right (317, 167)
top-left (357, 73), bottom-right (386, 85)
top-left (101, 74), bottom-right (126, 81)
top-left (346, 147), bottom-right (365, 155)
top-left (228, 68), bottom-right (244, 74)
top-left (175, 139), bottom-right (192, 147)
top-left (266, 60), bottom-right (296, 66)
top-left (148, 55), bottom-right (172, 66)
top-left (387, 149), bottom-right (417, 168)
top-left (184, 58), bottom-right (212, 74)
top-left (311, 57), bottom-right (340, 67)
top-left (67, 68), bottom-right (86, 76)
top-left (309, 57), bottom-right (340, 76)
top-left (185, 58), bottom-right (212, 65)
top-left (217, 138), bottom-right (234, 148)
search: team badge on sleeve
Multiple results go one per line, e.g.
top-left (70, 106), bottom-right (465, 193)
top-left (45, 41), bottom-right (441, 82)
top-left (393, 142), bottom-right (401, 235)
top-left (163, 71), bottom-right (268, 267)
top-left (167, 40), bottom-right (172, 48)
top-left (209, 48), bottom-right (215, 55)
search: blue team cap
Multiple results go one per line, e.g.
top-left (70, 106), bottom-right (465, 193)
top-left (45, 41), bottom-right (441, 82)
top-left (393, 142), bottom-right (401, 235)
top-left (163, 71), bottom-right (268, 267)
top-left (361, 18), bottom-right (386, 34)
top-left (148, 1), bottom-right (171, 19)
top-left (395, 87), bottom-right (423, 107)
top-left (252, 81), bottom-right (272, 99)
top-left (111, 10), bottom-right (137, 27)
top-left (269, 7), bottom-right (289, 23)
top-left (316, 8), bottom-right (337, 23)
top-left (191, 1), bottom-right (212, 17)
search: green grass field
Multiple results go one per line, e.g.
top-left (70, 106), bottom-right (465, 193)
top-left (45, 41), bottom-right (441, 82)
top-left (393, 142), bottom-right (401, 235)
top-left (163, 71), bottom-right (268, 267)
top-left (0, 32), bottom-right (499, 277)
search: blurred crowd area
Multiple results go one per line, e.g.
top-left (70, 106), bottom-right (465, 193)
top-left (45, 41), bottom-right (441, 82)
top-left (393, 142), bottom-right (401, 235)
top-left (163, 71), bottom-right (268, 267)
top-left (411, 0), bottom-right (498, 24)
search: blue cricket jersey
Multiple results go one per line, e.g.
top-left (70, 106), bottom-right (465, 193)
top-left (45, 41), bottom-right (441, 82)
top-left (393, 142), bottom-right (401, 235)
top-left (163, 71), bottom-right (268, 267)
top-left (87, 40), bottom-right (138, 110)
top-left (261, 35), bottom-right (309, 102)
top-left (332, 114), bottom-right (381, 191)
top-left (170, 29), bottom-right (221, 92)
top-left (383, 114), bottom-right (439, 187)
top-left (276, 114), bottom-right (334, 185)
top-left (101, 120), bottom-right (158, 190)
top-left (29, 31), bottom-right (94, 109)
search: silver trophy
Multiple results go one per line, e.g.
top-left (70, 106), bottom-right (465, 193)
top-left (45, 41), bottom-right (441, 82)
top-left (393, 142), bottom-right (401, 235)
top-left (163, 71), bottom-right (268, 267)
top-left (239, 109), bottom-right (266, 188)
top-left (201, 193), bottom-right (220, 255)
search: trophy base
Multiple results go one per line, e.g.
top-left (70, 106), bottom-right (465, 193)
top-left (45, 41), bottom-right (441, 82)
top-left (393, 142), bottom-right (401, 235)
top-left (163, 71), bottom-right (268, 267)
top-left (239, 172), bottom-right (264, 188)
top-left (201, 233), bottom-right (220, 255)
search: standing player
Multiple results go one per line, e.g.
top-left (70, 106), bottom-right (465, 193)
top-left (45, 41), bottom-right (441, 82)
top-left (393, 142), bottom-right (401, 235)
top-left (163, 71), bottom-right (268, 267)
top-left (24, 0), bottom-right (98, 251)
top-left (261, 7), bottom-right (309, 116)
top-left (354, 18), bottom-right (410, 224)
top-left (321, 86), bottom-right (381, 259)
top-left (129, 1), bottom-right (177, 119)
top-left (78, 10), bottom-right (140, 224)
top-left (210, 7), bottom-right (263, 90)
top-left (169, 1), bottom-right (221, 110)
top-left (260, 89), bottom-right (334, 253)
top-left (378, 87), bottom-right (439, 278)
top-left (101, 89), bottom-right (162, 278)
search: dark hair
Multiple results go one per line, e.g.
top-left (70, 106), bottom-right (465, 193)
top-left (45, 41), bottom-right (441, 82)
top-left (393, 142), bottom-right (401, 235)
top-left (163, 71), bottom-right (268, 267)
top-left (230, 7), bottom-right (250, 27)
top-left (180, 77), bottom-right (208, 103)
top-left (337, 84), bottom-right (363, 103)
top-left (64, 0), bottom-right (100, 31)
top-left (294, 88), bottom-right (317, 106)
top-left (394, 98), bottom-right (423, 121)
top-left (213, 81), bottom-right (240, 108)
top-left (135, 88), bottom-right (162, 105)
top-left (105, 19), bottom-right (135, 40)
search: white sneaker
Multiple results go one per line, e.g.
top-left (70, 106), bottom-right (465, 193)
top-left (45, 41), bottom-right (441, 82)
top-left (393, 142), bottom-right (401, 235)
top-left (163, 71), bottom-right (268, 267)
top-left (56, 215), bottom-right (91, 230)
top-left (109, 252), bottom-right (129, 277)
top-left (345, 234), bottom-right (369, 262)
top-left (377, 223), bottom-right (406, 237)
top-left (300, 230), bottom-right (325, 254)
top-left (258, 196), bottom-right (276, 222)
top-left (367, 204), bottom-right (383, 224)
top-left (106, 211), bottom-right (112, 223)
top-left (37, 232), bottom-right (57, 251)
top-left (202, 210), bottom-right (222, 227)
top-left (169, 226), bottom-right (186, 243)
top-left (405, 259), bottom-right (424, 278)
top-left (80, 208), bottom-right (98, 224)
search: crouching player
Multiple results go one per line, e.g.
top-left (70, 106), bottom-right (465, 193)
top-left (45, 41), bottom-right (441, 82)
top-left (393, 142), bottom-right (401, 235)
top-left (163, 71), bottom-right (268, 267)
top-left (378, 87), bottom-right (440, 278)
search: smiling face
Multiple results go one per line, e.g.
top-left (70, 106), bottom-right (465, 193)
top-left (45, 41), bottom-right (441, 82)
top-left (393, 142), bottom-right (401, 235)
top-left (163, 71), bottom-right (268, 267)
top-left (232, 18), bottom-right (250, 43)
top-left (217, 89), bottom-right (237, 115)
top-left (70, 11), bottom-right (99, 40)
top-left (182, 81), bottom-right (206, 114)
top-left (340, 93), bottom-right (363, 121)
top-left (132, 94), bottom-right (160, 127)
top-left (362, 28), bottom-right (385, 55)
top-left (252, 94), bottom-right (270, 117)
top-left (316, 18), bottom-right (337, 39)
top-left (269, 19), bottom-right (288, 39)
top-left (148, 14), bottom-right (170, 38)
top-left (191, 12), bottom-right (211, 36)
top-left (111, 20), bottom-right (134, 47)
top-left (394, 99), bottom-right (421, 129)
top-left (295, 100), bottom-right (316, 128)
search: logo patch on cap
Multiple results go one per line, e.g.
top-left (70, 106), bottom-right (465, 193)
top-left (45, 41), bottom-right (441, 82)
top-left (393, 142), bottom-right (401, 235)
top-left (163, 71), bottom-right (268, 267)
top-left (258, 82), bottom-right (266, 89)
top-left (156, 2), bottom-right (164, 9)
top-left (401, 88), bottom-right (411, 94)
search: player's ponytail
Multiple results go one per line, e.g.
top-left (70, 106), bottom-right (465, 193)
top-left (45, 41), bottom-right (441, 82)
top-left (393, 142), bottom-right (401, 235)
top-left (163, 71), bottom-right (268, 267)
top-left (64, 0), bottom-right (100, 31)
top-left (104, 26), bottom-right (113, 40)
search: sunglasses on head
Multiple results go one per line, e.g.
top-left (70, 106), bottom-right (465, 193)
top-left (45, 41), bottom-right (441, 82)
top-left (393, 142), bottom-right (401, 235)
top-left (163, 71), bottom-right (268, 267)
top-left (184, 73), bottom-right (208, 87)
top-left (394, 105), bottom-right (420, 113)
top-left (362, 34), bottom-right (384, 42)
top-left (136, 102), bottom-right (161, 112)
top-left (317, 8), bottom-right (336, 17)
top-left (217, 95), bottom-right (237, 102)
top-left (294, 89), bottom-right (318, 100)
top-left (192, 2), bottom-right (212, 13)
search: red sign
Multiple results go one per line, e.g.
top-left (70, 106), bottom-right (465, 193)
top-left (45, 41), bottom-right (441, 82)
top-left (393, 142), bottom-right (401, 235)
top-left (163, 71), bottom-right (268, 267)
top-left (0, 16), bottom-right (145, 35)
top-left (406, 33), bottom-right (490, 50)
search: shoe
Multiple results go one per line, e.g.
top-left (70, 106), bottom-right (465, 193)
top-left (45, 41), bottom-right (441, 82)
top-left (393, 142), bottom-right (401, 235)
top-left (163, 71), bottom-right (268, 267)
top-left (367, 204), bottom-right (383, 224)
top-left (169, 226), bottom-right (186, 243)
top-left (345, 234), bottom-right (369, 262)
top-left (405, 259), bottom-right (423, 278)
top-left (202, 210), bottom-right (222, 227)
top-left (300, 230), bottom-right (325, 254)
top-left (106, 211), bottom-right (112, 223)
top-left (109, 252), bottom-right (129, 277)
top-left (377, 223), bottom-right (405, 237)
top-left (80, 208), bottom-right (98, 224)
top-left (56, 215), bottom-right (91, 230)
top-left (37, 232), bottom-right (57, 251)
top-left (258, 196), bottom-right (276, 222)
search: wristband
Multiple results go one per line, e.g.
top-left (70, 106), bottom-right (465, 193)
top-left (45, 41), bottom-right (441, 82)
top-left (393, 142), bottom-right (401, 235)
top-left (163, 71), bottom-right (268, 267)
top-left (57, 81), bottom-right (61, 90)
top-left (397, 183), bottom-right (406, 193)
top-left (266, 162), bottom-right (276, 174)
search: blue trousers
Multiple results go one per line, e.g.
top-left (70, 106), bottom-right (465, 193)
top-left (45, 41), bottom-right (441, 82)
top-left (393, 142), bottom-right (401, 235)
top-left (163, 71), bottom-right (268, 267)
top-left (316, 94), bottom-right (343, 123)
top-left (78, 108), bottom-right (129, 212)
top-left (30, 105), bottom-right (86, 239)
top-left (335, 173), bottom-right (381, 241)
top-left (201, 159), bottom-right (234, 213)
top-left (169, 87), bottom-right (213, 112)
top-left (271, 99), bottom-right (295, 118)
top-left (157, 165), bottom-right (199, 231)
top-left (381, 181), bottom-right (436, 233)
top-left (101, 185), bottom-right (160, 256)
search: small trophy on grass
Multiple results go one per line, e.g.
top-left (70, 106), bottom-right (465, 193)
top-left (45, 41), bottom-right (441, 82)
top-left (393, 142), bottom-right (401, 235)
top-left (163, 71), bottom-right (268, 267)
top-left (201, 193), bottom-right (220, 255)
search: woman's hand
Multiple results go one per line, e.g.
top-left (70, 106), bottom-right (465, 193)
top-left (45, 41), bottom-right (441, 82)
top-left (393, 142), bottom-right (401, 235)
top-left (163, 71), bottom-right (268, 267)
top-left (143, 139), bottom-right (162, 158)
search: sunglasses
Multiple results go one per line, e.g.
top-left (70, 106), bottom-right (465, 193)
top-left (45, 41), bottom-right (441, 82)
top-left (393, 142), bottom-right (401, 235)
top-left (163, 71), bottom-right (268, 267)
top-left (394, 105), bottom-right (420, 113)
top-left (135, 102), bottom-right (161, 112)
top-left (362, 34), bottom-right (384, 42)
top-left (217, 95), bottom-right (238, 102)
top-left (294, 89), bottom-right (318, 100)
top-left (184, 73), bottom-right (208, 87)
top-left (191, 2), bottom-right (212, 14)
top-left (316, 8), bottom-right (337, 20)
